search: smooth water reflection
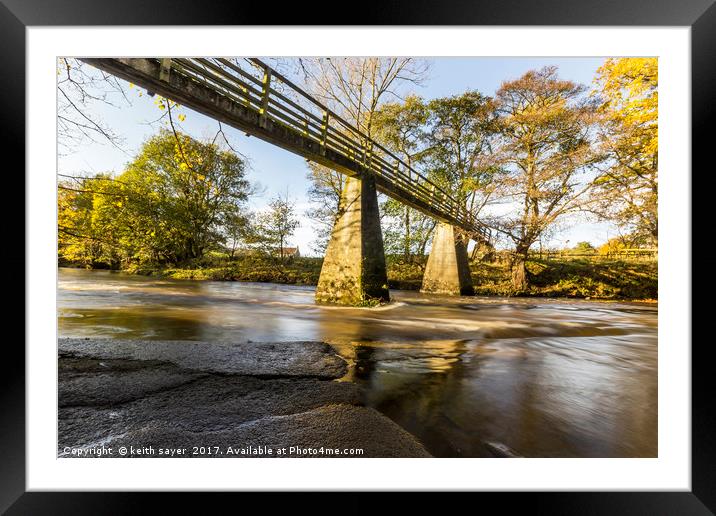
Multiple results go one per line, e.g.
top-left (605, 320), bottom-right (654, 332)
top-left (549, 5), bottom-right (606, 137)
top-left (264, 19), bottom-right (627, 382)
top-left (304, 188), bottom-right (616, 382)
top-left (58, 268), bottom-right (657, 457)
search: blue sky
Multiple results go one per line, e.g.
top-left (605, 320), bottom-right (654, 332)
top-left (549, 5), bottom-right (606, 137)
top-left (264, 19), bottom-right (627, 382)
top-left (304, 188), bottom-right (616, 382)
top-left (59, 57), bottom-right (616, 256)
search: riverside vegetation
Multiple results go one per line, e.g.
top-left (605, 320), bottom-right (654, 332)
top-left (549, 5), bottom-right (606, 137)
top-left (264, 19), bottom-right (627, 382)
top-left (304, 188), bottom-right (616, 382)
top-left (59, 252), bottom-right (657, 301)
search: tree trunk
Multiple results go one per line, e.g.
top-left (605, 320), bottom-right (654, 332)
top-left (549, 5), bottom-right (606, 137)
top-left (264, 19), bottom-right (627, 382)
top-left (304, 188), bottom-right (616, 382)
top-left (511, 248), bottom-right (529, 291)
top-left (404, 206), bottom-right (411, 263)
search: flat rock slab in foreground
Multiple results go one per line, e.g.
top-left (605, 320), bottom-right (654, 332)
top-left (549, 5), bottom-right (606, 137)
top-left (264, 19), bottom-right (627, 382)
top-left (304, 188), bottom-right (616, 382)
top-left (59, 338), bottom-right (348, 378)
top-left (58, 339), bottom-right (430, 458)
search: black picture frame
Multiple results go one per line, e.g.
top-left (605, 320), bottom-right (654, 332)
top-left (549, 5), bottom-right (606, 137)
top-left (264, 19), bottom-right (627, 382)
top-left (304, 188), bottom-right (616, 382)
top-left (3, 0), bottom-right (712, 512)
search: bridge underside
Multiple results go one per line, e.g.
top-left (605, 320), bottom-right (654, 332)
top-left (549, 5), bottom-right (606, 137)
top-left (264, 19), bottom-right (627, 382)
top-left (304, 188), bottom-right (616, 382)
top-left (81, 58), bottom-right (481, 304)
top-left (81, 58), bottom-right (480, 232)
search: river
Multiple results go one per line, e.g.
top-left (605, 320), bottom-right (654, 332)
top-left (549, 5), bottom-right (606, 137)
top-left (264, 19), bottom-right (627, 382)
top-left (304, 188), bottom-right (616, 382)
top-left (58, 267), bottom-right (658, 458)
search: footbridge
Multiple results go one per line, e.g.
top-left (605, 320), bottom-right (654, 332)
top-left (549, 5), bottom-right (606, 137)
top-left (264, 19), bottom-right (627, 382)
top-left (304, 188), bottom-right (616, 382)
top-left (82, 57), bottom-right (489, 304)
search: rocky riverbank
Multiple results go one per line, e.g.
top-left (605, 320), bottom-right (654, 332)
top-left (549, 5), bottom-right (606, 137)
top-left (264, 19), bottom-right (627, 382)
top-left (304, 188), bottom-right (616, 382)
top-left (58, 338), bottom-right (431, 458)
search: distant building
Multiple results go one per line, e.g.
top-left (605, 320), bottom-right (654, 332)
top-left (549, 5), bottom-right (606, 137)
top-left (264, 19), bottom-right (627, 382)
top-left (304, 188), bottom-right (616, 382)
top-left (277, 246), bottom-right (300, 258)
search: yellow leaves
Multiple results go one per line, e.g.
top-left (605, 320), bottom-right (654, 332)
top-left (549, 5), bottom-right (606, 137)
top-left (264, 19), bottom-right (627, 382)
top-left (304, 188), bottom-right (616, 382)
top-left (594, 57), bottom-right (658, 167)
top-left (179, 162), bottom-right (189, 171)
top-left (153, 96), bottom-right (184, 115)
top-left (595, 58), bottom-right (657, 117)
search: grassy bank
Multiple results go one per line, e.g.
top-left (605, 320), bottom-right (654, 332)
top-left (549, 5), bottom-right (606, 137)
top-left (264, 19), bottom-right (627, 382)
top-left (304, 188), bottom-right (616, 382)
top-left (471, 258), bottom-right (657, 300)
top-left (76, 253), bottom-right (656, 301)
top-left (388, 257), bottom-right (656, 300)
top-left (126, 255), bottom-right (324, 285)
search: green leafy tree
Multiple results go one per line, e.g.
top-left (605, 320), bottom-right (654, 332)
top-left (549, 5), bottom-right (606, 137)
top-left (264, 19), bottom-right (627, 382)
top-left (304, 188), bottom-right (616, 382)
top-left (571, 241), bottom-right (596, 254)
top-left (58, 129), bottom-right (251, 266)
top-left (248, 193), bottom-right (300, 262)
top-left (118, 129), bottom-right (250, 263)
top-left (373, 95), bottom-right (432, 261)
top-left (380, 200), bottom-right (436, 260)
top-left (223, 211), bottom-right (251, 259)
top-left (425, 91), bottom-right (499, 217)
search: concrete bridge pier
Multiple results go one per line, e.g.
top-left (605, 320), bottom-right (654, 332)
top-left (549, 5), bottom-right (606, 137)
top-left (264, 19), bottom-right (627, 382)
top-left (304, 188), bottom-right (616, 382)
top-left (421, 222), bottom-right (475, 296)
top-left (315, 173), bottom-right (390, 306)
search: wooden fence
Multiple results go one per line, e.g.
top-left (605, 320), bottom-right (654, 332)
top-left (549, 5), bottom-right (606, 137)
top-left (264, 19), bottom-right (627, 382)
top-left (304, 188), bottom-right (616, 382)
top-left (529, 249), bottom-right (658, 261)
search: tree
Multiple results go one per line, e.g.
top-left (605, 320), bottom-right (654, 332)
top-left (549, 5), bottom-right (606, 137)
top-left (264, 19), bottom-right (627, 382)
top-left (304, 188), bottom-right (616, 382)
top-left (57, 129), bottom-right (252, 266)
top-left (380, 200), bottom-right (436, 260)
top-left (425, 91), bottom-right (498, 207)
top-left (598, 237), bottom-right (626, 256)
top-left (297, 58), bottom-right (430, 254)
top-left (373, 95), bottom-right (432, 261)
top-left (373, 95), bottom-right (429, 164)
top-left (491, 67), bottom-right (602, 290)
top-left (304, 162), bottom-right (345, 255)
top-left (58, 174), bottom-right (120, 267)
top-left (592, 58), bottom-right (658, 245)
top-left (121, 129), bottom-right (251, 262)
top-left (249, 193), bottom-right (300, 262)
top-left (424, 91), bottom-right (500, 251)
top-left (57, 58), bottom-right (131, 154)
top-left (297, 57), bottom-right (429, 139)
top-left (223, 211), bottom-right (251, 259)
top-left (571, 241), bottom-right (596, 254)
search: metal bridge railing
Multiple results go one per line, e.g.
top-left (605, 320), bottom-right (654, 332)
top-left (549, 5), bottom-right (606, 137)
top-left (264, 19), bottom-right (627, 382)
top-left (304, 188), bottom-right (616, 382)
top-left (161, 57), bottom-right (490, 241)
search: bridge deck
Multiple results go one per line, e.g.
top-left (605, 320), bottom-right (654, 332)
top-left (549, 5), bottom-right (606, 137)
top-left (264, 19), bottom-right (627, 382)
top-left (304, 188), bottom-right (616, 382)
top-left (81, 57), bottom-right (488, 239)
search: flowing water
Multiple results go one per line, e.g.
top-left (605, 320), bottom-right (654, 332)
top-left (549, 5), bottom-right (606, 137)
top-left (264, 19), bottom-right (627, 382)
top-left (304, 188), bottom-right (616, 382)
top-left (58, 267), bottom-right (658, 458)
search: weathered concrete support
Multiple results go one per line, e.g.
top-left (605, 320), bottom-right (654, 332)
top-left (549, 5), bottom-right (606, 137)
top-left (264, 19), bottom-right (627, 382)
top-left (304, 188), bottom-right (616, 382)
top-left (315, 173), bottom-right (389, 305)
top-left (421, 222), bottom-right (475, 296)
